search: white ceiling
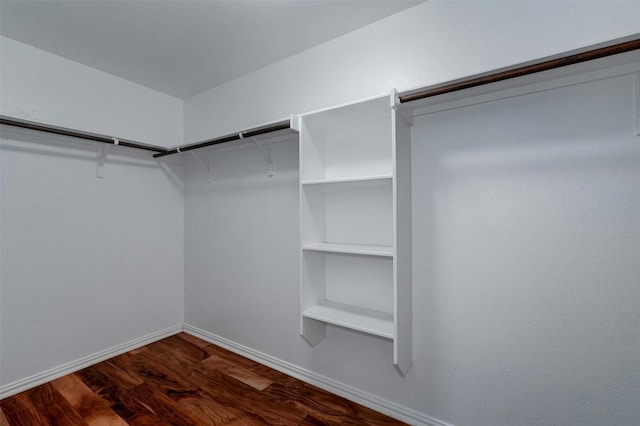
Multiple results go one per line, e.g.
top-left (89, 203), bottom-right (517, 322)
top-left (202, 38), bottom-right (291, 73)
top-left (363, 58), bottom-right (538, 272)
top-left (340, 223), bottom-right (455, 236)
top-left (0, 0), bottom-right (422, 99)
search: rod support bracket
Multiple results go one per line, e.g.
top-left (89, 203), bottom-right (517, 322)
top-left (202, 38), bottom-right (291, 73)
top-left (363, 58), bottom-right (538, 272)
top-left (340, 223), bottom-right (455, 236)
top-left (190, 151), bottom-right (213, 183)
top-left (391, 89), bottom-right (413, 126)
top-left (97, 145), bottom-right (109, 178)
top-left (96, 138), bottom-right (120, 178)
top-left (251, 137), bottom-right (274, 177)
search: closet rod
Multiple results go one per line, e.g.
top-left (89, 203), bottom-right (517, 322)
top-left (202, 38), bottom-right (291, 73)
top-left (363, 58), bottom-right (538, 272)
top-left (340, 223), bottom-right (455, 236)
top-left (153, 119), bottom-right (291, 158)
top-left (0, 115), bottom-right (167, 153)
top-left (399, 37), bottom-right (640, 104)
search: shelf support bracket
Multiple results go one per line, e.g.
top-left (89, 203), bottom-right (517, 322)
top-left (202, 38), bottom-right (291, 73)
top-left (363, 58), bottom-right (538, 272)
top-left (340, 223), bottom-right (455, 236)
top-left (247, 134), bottom-right (274, 177)
top-left (190, 151), bottom-right (213, 183)
top-left (97, 138), bottom-right (120, 178)
top-left (97, 146), bottom-right (108, 178)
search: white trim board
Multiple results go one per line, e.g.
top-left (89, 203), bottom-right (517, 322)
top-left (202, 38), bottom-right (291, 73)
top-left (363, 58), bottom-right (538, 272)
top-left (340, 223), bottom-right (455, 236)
top-left (183, 324), bottom-right (453, 426)
top-left (635, 71), bottom-right (640, 136)
top-left (0, 325), bottom-right (183, 399)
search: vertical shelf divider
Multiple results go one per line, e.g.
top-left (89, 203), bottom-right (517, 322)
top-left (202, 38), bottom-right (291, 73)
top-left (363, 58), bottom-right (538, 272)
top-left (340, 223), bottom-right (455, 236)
top-left (392, 90), bottom-right (413, 375)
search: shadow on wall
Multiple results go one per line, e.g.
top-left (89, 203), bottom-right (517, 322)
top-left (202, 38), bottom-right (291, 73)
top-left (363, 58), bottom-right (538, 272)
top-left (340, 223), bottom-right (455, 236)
top-left (1, 126), bottom-right (185, 191)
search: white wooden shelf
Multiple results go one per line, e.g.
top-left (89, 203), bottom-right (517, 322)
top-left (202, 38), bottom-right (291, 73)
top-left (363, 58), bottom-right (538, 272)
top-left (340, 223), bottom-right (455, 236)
top-left (303, 301), bottom-right (394, 339)
top-left (302, 175), bottom-right (392, 186)
top-left (302, 243), bottom-right (393, 257)
top-left (301, 175), bottom-right (392, 191)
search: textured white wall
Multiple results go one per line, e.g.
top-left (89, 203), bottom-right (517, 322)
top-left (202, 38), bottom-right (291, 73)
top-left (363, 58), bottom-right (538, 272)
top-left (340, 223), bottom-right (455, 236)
top-left (184, 73), bottom-right (640, 425)
top-left (184, 0), bottom-right (640, 143)
top-left (0, 129), bottom-right (185, 387)
top-left (408, 73), bottom-right (639, 426)
top-left (0, 37), bottom-right (183, 148)
top-left (184, 138), bottom-right (301, 353)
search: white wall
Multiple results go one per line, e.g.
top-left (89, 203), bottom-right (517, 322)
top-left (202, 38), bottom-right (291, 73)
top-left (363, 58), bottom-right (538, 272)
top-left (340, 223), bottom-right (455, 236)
top-left (184, 0), bottom-right (640, 143)
top-left (0, 36), bottom-right (183, 148)
top-left (408, 73), bottom-right (639, 426)
top-left (183, 71), bottom-right (640, 425)
top-left (184, 137), bottom-right (301, 354)
top-left (0, 129), bottom-right (184, 388)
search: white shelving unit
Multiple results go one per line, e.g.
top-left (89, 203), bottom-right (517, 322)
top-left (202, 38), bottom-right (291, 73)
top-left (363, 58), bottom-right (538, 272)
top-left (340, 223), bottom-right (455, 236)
top-left (299, 92), bottom-right (413, 375)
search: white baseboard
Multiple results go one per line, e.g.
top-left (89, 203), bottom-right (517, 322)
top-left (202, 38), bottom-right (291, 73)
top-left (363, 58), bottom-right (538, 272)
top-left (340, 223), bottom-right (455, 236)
top-left (0, 324), bottom-right (183, 399)
top-left (183, 323), bottom-right (452, 426)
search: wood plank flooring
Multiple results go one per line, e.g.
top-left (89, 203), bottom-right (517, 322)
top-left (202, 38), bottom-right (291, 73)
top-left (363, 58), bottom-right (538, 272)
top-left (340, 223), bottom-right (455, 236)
top-left (1, 333), bottom-right (407, 425)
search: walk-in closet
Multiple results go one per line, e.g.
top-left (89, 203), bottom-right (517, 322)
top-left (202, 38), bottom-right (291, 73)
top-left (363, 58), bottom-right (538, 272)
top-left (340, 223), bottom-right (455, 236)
top-left (1, 1), bottom-right (639, 425)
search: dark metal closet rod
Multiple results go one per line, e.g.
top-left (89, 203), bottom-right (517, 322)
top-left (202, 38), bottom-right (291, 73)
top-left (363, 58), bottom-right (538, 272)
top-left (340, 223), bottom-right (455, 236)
top-left (153, 119), bottom-right (291, 158)
top-left (0, 116), bottom-right (167, 153)
top-left (399, 37), bottom-right (640, 104)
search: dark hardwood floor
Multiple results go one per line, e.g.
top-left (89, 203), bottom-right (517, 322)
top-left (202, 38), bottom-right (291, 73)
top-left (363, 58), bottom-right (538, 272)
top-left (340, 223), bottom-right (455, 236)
top-left (1, 333), bottom-right (407, 425)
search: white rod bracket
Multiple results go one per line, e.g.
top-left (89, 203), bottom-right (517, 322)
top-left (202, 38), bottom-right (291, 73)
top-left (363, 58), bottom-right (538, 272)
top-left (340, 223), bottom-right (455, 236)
top-left (97, 145), bottom-right (109, 178)
top-left (97, 138), bottom-right (119, 178)
top-left (391, 88), bottom-right (413, 126)
top-left (251, 137), bottom-right (274, 177)
top-left (190, 151), bottom-right (213, 183)
top-left (289, 113), bottom-right (300, 132)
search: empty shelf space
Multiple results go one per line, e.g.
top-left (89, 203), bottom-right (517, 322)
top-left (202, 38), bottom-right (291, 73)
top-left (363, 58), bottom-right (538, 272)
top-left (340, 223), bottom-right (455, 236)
top-left (302, 242), bottom-right (393, 257)
top-left (303, 301), bottom-right (394, 339)
top-left (300, 95), bottom-right (391, 129)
